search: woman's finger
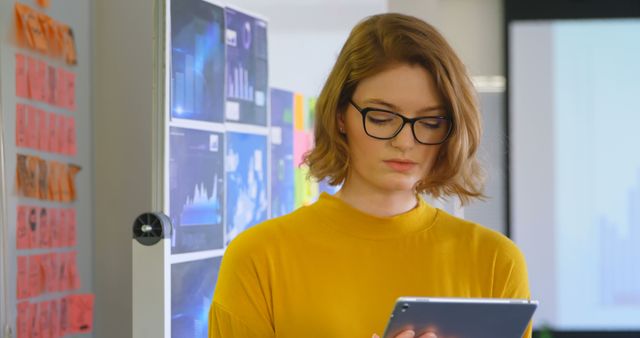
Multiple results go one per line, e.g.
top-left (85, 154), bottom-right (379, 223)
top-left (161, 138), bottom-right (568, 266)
top-left (394, 330), bottom-right (416, 338)
top-left (417, 332), bottom-right (437, 338)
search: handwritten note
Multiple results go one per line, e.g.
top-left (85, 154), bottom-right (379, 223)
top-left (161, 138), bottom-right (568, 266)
top-left (50, 300), bottom-right (59, 338)
top-left (16, 205), bottom-right (29, 249)
top-left (65, 70), bottom-right (76, 111)
top-left (17, 256), bottom-right (29, 299)
top-left (36, 60), bottom-right (47, 101)
top-left (37, 109), bottom-right (48, 152)
top-left (29, 302), bottom-right (39, 338)
top-left (27, 207), bottom-right (39, 249)
top-left (48, 112), bottom-right (58, 153)
top-left (68, 294), bottom-right (94, 334)
top-left (67, 251), bottom-right (80, 290)
top-left (28, 254), bottom-right (42, 297)
top-left (16, 103), bottom-right (27, 147)
top-left (67, 209), bottom-right (77, 247)
top-left (66, 116), bottom-right (77, 156)
top-left (26, 105), bottom-right (37, 149)
top-left (16, 53), bottom-right (28, 98)
top-left (17, 301), bottom-right (30, 338)
top-left (49, 208), bottom-right (59, 248)
top-left (38, 300), bottom-right (50, 338)
top-left (47, 65), bottom-right (56, 104)
top-left (55, 67), bottom-right (67, 108)
top-left (38, 208), bottom-right (50, 248)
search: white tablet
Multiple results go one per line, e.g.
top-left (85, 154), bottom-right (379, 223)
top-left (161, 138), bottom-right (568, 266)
top-left (382, 297), bottom-right (538, 338)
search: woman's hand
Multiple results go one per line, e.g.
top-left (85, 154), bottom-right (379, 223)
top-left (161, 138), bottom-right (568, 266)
top-left (372, 330), bottom-right (437, 338)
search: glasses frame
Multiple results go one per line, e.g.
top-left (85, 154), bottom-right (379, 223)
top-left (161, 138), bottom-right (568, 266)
top-left (349, 100), bottom-right (453, 145)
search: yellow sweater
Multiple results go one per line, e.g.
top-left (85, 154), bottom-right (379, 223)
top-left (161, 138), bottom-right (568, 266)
top-left (209, 193), bottom-right (532, 338)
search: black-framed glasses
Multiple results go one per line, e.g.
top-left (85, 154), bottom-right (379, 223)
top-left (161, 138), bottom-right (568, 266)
top-left (349, 100), bottom-right (453, 145)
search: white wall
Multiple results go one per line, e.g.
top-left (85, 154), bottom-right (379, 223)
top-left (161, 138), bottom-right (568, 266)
top-left (390, 0), bottom-right (504, 77)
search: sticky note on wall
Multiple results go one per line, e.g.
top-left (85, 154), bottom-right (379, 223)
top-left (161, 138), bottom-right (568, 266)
top-left (17, 301), bottom-right (30, 338)
top-left (294, 93), bottom-right (305, 131)
top-left (16, 103), bottom-right (27, 147)
top-left (16, 54), bottom-right (28, 98)
top-left (28, 254), bottom-right (42, 297)
top-left (27, 206), bottom-right (39, 249)
top-left (38, 109), bottom-right (48, 152)
top-left (16, 205), bottom-right (29, 249)
top-left (68, 294), bottom-right (94, 334)
top-left (17, 256), bottom-right (29, 299)
top-left (26, 105), bottom-right (37, 149)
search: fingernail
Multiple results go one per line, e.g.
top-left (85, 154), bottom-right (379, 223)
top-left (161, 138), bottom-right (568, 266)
top-left (407, 331), bottom-right (416, 337)
top-left (372, 334), bottom-right (379, 338)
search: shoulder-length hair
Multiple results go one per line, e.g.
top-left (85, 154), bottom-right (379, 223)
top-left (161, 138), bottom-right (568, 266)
top-left (303, 13), bottom-right (485, 205)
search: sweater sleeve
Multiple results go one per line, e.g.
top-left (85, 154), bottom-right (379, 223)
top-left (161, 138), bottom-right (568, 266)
top-left (209, 301), bottom-right (274, 338)
top-left (208, 228), bottom-right (275, 338)
top-left (491, 237), bottom-right (534, 338)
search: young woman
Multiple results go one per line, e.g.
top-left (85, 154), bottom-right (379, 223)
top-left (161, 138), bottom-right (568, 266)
top-left (209, 13), bottom-right (531, 338)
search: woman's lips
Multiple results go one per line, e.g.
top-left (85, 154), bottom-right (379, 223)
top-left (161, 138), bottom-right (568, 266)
top-left (384, 160), bottom-right (417, 172)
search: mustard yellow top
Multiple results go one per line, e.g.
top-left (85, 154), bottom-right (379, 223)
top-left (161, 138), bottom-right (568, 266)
top-left (209, 193), bottom-right (532, 338)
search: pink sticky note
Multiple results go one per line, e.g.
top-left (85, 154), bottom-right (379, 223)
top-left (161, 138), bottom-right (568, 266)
top-left (49, 208), bottom-right (59, 248)
top-left (67, 251), bottom-right (80, 290)
top-left (27, 56), bottom-right (38, 100)
top-left (17, 256), bottom-right (29, 299)
top-left (16, 103), bottom-right (27, 147)
top-left (58, 209), bottom-right (67, 248)
top-left (67, 209), bottom-right (76, 247)
top-left (49, 299), bottom-right (59, 338)
top-left (26, 105), bottom-right (38, 149)
top-left (47, 66), bottom-right (56, 105)
top-left (293, 131), bottom-right (307, 167)
top-left (48, 112), bottom-right (58, 154)
top-left (56, 252), bottom-right (69, 291)
top-left (16, 54), bottom-right (29, 98)
top-left (16, 205), bottom-right (29, 250)
top-left (29, 302), bottom-right (40, 338)
top-left (47, 253), bottom-right (59, 293)
top-left (40, 254), bottom-right (51, 294)
top-left (59, 297), bottom-right (69, 336)
top-left (29, 255), bottom-right (42, 297)
top-left (55, 68), bottom-right (67, 108)
top-left (66, 116), bottom-right (77, 156)
top-left (66, 71), bottom-right (76, 111)
top-left (69, 294), bottom-right (94, 334)
top-left (56, 115), bottom-right (67, 155)
top-left (38, 208), bottom-right (50, 248)
top-left (27, 207), bottom-right (39, 249)
top-left (39, 301), bottom-right (50, 338)
top-left (17, 301), bottom-right (30, 338)
top-left (37, 109), bottom-right (49, 152)
top-left (37, 60), bottom-right (47, 102)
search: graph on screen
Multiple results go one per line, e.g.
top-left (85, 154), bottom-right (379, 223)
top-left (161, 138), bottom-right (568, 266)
top-left (169, 127), bottom-right (225, 253)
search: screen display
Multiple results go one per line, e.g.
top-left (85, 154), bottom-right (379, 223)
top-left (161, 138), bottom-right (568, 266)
top-left (510, 19), bottom-right (640, 330)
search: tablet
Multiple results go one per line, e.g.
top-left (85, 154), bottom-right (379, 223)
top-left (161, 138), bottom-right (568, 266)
top-left (382, 297), bottom-right (538, 338)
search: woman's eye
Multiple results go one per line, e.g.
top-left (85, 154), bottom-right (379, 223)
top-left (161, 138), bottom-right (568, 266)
top-left (368, 116), bottom-right (393, 124)
top-left (419, 120), bottom-right (442, 129)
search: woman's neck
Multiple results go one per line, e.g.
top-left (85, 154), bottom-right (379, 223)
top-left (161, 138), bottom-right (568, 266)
top-left (334, 182), bottom-right (418, 218)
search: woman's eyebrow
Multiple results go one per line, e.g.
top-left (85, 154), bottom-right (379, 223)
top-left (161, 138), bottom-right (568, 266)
top-left (364, 98), bottom-right (445, 113)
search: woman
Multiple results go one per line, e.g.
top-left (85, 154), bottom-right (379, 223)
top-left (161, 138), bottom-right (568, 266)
top-left (209, 13), bottom-right (531, 338)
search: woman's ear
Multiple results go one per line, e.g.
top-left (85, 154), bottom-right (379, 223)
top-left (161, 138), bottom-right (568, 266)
top-left (337, 112), bottom-right (346, 134)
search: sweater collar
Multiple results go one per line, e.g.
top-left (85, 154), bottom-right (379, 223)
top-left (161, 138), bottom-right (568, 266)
top-left (310, 192), bottom-right (438, 240)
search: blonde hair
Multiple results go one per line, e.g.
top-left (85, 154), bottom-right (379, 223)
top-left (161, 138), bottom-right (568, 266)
top-left (303, 13), bottom-right (484, 205)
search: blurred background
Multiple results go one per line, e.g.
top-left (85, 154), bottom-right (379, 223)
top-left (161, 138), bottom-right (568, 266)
top-left (1, 0), bottom-right (639, 337)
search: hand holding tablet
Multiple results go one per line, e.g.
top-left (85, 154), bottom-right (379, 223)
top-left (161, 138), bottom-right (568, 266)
top-left (374, 297), bottom-right (538, 338)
